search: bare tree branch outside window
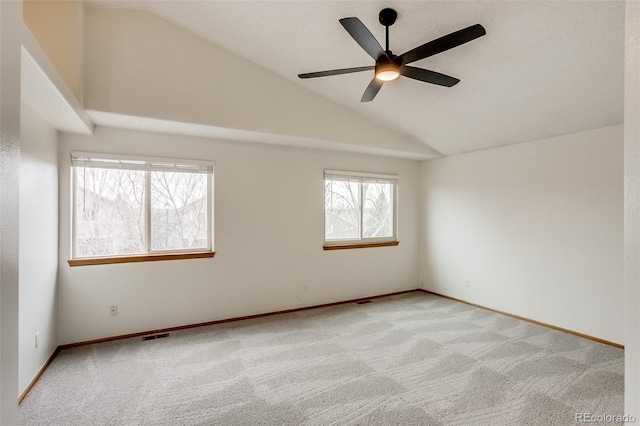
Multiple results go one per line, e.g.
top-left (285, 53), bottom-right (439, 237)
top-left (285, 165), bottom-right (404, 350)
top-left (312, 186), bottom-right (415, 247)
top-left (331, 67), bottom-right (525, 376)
top-left (151, 171), bottom-right (207, 250)
top-left (74, 165), bottom-right (210, 258)
top-left (324, 176), bottom-right (394, 242)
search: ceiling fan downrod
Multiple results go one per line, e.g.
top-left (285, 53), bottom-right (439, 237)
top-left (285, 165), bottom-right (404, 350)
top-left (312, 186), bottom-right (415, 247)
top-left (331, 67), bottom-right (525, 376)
top-left (379, 8), bottom-right (397, 53)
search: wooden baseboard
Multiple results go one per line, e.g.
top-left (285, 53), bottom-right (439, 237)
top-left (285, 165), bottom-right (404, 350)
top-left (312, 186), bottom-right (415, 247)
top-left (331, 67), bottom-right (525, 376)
top-left (22, 287), bottom-right (622, 404)
top-left (26, 289), bottom-right (420, 402)
top-left (418, 289), bottom-right (624, 349)
top-left (19, 346), bottom-right (60, 404)
top-left (59, 289), bottom-right (422, 350)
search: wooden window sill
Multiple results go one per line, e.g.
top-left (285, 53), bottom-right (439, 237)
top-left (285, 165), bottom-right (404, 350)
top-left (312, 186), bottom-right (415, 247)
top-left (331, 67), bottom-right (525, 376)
top-left (68, 251), bottom-right (215, 267)
top-left (323, 241), bottom-right (399, 251)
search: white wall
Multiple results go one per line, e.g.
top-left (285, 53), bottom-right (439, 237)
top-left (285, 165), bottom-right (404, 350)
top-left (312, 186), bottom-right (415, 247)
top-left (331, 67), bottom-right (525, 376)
top-left (19, 105), bottom-right (58, 395)
top-left (23, 0), bottom-right (84, 103)
top-left (57, 127), bottom-right (420, 345)
top-left (0, 0), bottom-right (22, 422)
top-left (624, 0), bottom-right (640, 419)
top-left (420, 125), bottom-right (623, 344)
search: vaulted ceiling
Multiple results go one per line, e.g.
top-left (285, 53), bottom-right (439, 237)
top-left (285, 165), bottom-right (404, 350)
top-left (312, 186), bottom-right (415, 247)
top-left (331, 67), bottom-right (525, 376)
top-left (88, 1), bottom-right (624, 157)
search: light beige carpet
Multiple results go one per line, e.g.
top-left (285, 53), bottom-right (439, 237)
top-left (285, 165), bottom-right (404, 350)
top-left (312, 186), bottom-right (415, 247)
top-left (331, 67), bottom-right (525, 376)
top-left (19, 291), bottom-right (624, 425)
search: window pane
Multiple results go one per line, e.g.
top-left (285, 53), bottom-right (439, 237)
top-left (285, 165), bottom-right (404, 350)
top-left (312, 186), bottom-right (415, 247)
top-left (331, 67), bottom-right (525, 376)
top-left (325, 179), bottom-right (360, 240)
top-left (74, 168), bottom-right (146, 257)
top-left (363, 182), bottom-right (393, 238)
top-left (151, 171), bottom-right (208, 250)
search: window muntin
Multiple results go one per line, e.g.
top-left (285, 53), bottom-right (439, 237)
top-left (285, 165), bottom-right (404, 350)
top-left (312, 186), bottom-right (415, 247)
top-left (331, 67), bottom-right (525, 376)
top-left (324, 170), bottom-right (397, 245)
top-left (71, 153), bottom-right (213, 259)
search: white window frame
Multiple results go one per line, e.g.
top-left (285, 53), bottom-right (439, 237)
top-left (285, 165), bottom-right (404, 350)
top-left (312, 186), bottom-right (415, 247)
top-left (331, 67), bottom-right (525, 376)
top-left (323, 169), bottom-right (398, 247)
top-left (70, 152), bottom-right (214, 260)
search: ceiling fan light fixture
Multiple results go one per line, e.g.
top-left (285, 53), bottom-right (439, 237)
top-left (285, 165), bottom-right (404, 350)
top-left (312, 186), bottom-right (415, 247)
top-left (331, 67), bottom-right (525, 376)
top-left (375, 62), bottom-right (401, 81)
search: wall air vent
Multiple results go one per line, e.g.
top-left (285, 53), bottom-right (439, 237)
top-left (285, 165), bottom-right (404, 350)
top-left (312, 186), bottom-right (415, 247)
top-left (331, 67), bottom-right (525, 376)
top-left (142, 333), bottom-right (170, 341)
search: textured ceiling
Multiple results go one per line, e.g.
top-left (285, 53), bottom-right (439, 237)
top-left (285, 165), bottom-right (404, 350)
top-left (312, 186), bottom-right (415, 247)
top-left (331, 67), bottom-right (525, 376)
top-left (88, 1), bottom-right (624, 156)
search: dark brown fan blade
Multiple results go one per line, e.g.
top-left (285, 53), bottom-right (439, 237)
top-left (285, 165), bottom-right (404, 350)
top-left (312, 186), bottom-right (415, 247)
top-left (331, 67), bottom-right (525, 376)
top-left (402, 66), bottom-right (460, 87)
top-left (339, 17), bottom-right (386, 61)
top-left (361, 78), bottom-right (383, 102)
top-left (298, 66), bottom-right (374, 79)
top-left (400, 24), bottom-right (486, 64)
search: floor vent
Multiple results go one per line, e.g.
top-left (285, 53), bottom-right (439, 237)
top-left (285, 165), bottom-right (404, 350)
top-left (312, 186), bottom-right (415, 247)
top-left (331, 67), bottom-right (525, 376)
top-left (142, 333), bottom-right (170, 341)
top-left (356, 300), bottom-right (372, 305)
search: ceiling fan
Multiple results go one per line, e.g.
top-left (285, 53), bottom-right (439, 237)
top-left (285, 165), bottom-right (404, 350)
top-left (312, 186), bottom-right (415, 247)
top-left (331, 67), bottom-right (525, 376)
top-left (298, 8), bottom-right (486, 102)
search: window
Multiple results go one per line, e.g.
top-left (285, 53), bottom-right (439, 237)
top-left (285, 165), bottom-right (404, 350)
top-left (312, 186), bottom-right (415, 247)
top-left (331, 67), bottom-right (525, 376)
top-left (324, 170), bottom-right (398, 249)
top-left (69, 152), bottom-right (214, 265)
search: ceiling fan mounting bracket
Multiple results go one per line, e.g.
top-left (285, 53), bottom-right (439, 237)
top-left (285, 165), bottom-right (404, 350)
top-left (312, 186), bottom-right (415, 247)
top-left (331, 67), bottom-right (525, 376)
top-left (378, 8), bottom-right (397, 27)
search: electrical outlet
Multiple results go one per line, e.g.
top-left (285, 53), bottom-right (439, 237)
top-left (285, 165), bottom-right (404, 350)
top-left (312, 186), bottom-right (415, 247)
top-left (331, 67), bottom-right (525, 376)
top-left (35, 332), bottom-right (39, 348)
top-left (110, 305), bottom-right (118, 316)
top-left (464, 279), bottom-right (469, 288)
